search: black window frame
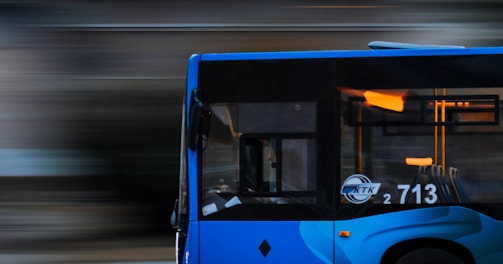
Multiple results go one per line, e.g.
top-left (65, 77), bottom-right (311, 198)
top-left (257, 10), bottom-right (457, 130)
top-left (238, 133), bottom-right (318, 197)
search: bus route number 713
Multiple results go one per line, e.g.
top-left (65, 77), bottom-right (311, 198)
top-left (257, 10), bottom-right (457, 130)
top-left (383, 184), bottom-right (438, 204)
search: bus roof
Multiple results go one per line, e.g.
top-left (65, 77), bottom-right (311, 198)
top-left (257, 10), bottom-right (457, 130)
top-left (199, 45), bottom-right (503, 62)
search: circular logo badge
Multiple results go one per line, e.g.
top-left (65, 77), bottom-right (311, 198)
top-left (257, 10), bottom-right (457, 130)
top-left (341, 174), bottom-right (381, 204)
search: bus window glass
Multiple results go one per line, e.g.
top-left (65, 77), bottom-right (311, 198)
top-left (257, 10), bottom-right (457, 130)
top-left (237, 102), bottom-right (316, 133)
top-left (201, 102), bottom-right (318, 217)
top-left (241, 137), bottom-right (278, 193)
top-left (202, 104), bottom-right (239, 196)
top-left (281, 138), bottom-right (316, 191)
top-left (340, 87), bottom-right (503, 205)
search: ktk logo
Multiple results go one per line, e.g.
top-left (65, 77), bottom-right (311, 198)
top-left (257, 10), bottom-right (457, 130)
top-left (341, 174), bottom-right (381, 204)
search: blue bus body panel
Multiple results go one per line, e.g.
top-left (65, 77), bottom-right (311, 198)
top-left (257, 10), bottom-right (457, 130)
top-left (459, 212), bottom-right (503, 263)
top-left (199, 47), bottom-right (503, 61)
top-left (199, 221), bottom-right (334, 264)
top-left (327, 206), bottom-right (503, 264)
top-left (186, 54), bottom-right (200, 223)
top-left (195, 207), bottom-right (503, 263)
top-left (183, 54), bottom-right (200, 264)
top-left (182, 221), bottom-right (200, 264)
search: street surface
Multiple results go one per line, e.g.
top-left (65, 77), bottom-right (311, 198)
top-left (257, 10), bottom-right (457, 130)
top-left (0, 236), bottom-right (175, 264)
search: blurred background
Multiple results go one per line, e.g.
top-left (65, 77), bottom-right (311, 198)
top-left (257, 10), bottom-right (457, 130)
top-left (1, 0), bottom-right (503, 262)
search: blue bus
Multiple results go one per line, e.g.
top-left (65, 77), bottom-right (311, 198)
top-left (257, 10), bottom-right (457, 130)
top-left (171, 41), bottom-right (503, 264)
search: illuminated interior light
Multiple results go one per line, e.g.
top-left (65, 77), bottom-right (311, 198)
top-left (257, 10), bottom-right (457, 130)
top-left (406, 157), bottom-right (433, 166)
top-left (339, 231), bottom-right (351, 237)
top-left (433, 101), bottom-right (471, 108)
top-left (363, 90), bottom-right (404, 112)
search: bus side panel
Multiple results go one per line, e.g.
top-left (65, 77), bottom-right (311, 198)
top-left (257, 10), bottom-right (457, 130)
top-left (183, 54), bottom-right (201, 264)
top-left (199, 221), bottom-right (333, 264)
top-left (458, 212), bottom-right (503, 264)
top-left (182, 221), bottom-right (199, 264)
top-left (186, 54), bottom-right (200, 222)
top-left (334, 206), bottom-right (503, 264)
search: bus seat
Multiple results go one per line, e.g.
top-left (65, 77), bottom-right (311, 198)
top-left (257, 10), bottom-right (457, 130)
top-left (431, 165), bottom-right (457, 203)
top-left (448, 167), bottom-right (470, 203)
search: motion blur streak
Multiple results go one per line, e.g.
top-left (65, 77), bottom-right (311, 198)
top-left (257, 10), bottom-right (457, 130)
top-left (0, 0), bottom-right (502, 263)
top-left (285, 6), bottom-right (402, 9)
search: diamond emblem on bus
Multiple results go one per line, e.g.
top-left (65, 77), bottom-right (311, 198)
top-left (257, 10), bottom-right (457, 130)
top-left (259, 239), bottom-right (271, 257)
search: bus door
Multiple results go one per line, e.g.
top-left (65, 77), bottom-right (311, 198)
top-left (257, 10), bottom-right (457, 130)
top-left (195, 59), bottom-right (335, 263)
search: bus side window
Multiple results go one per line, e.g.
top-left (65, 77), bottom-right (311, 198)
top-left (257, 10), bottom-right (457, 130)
top-left (281, 138), bottom-right (316, 191)
top-left (240, 137), bottom-right (278, 194)
top-left (240, 136), bottom-right (316, 196)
